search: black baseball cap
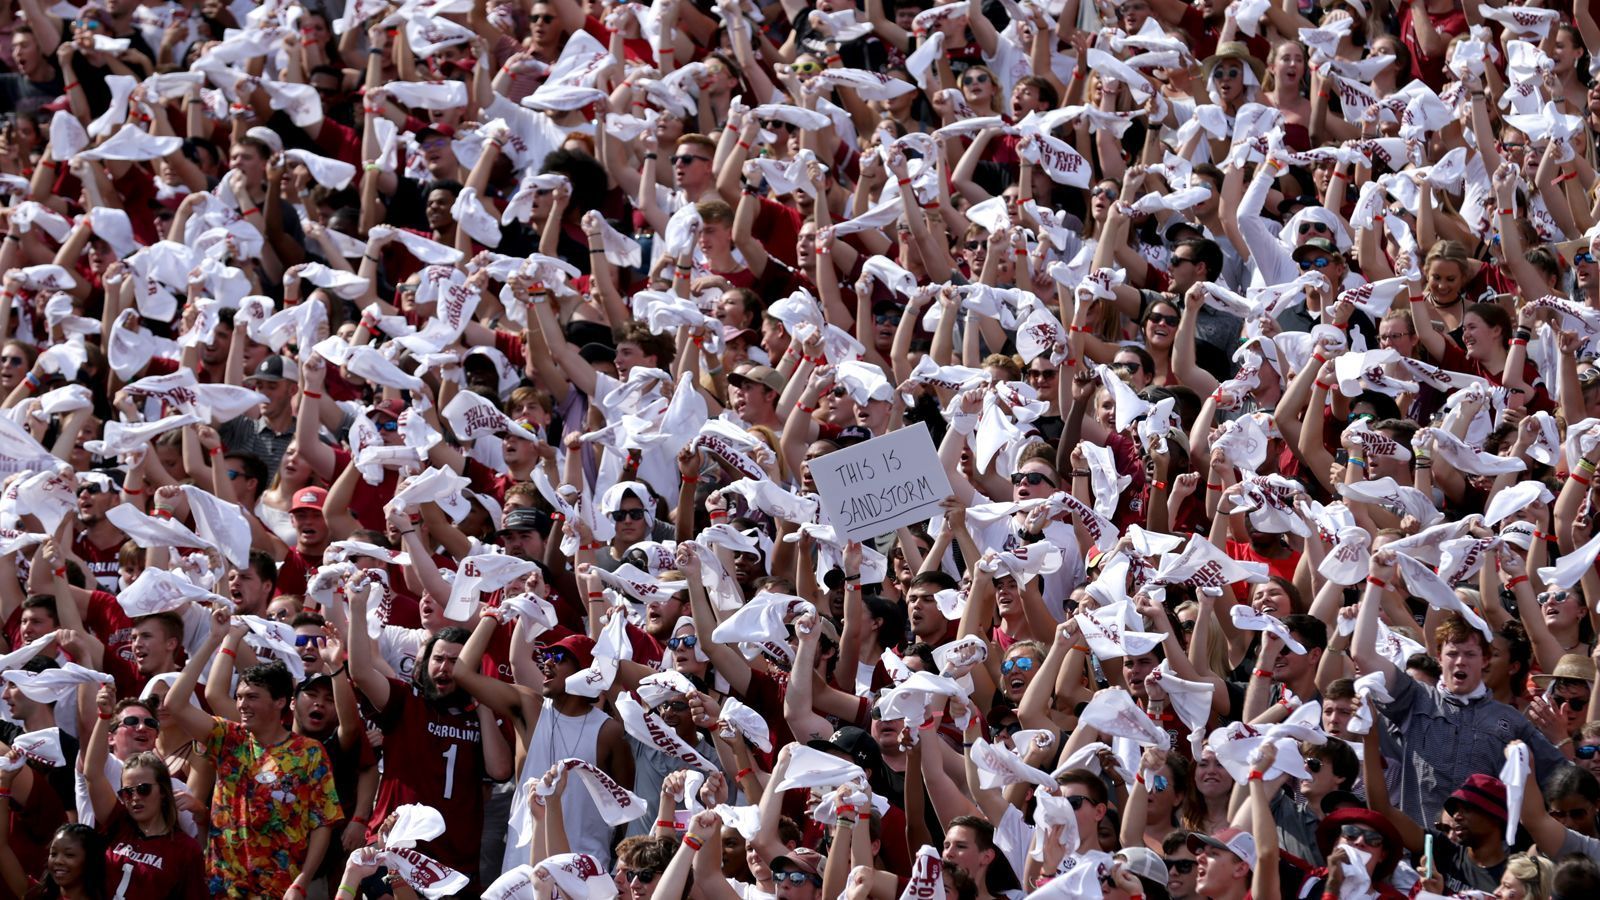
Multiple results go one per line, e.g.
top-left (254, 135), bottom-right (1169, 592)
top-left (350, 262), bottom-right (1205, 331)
top-left (807, 726), bottom-right (886, 783)
top-left (499, 507), bottom-right (552, 536)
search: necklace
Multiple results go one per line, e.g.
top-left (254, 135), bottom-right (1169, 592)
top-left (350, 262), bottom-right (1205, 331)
top-left (1427, 294), bottom-right (1463, 309)
top-left (545, 704), bottom-right (582, 762)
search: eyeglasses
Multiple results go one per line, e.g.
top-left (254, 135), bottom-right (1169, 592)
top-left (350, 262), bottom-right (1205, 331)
top-left (1304, 757), bottom-right (1323, 774)
top-left (774, 872), bottom-right (823, 886)
top-left (1211, 65), bottom-right (1241, 80)
top-left (671, 154), bottom-right (711, 166)
top-left (610, 508), bottom-right (647, 522)
top-left (1299, 222), bottom-right (1331, 235)
top-left (1554, 694), bottom-right (1589, 712)
top-left (1163, 858), bottom-right (1197, 875)
top-left (622, 869), bottom-right (660, 885)
top-left (1378, 332), bottom-right (1414, 342)
top-left (792, 60), bottom-right (822, 75)
top-left (1091, 187), bottom-right (1118, 200)
top-left (530, 13), bottom-right (557, 23)
top-left (1010, 471), bottom-right (1057, 487)
top-left (761, 119), bottom-right (796, 132)
top-left (1111, 361), bottom-right (1140, 375)
top-left (1001, 657), bottom-right (1036, 674)
top-left (1064, 795), bottom-right (1089, 810)
top-left (118, 716), bottom-right (158, 731)
top-left (1339, 824), bottom-right (1386, 848)
top-left (961, 72), bottom-right (991, 87)
top-left (1025, 368), bottom-right (1057, 381)
top-left (1146, 313), bottom-right (1181, 327)
top-left (1298, 257), bottom-right (1332, 270)
top-left (667, 636), bottom-right (699, 650)
top-left (117, 783), bottom-right (157, 800)
top-left (1579, 745), bottom-right (1600, 760)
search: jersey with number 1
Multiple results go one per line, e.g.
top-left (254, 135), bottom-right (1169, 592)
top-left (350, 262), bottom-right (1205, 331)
top-left (102, 804), bottom-right (207, 900)
top-left (367, 679), bottom-right (488, 879)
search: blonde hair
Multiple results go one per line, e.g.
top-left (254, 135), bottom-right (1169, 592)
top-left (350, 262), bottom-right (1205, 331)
top-left (1504, 853), bottom-right (1554, 900)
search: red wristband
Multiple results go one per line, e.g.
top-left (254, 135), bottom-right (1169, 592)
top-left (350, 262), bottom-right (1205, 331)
top-left (1367, 576), bottom-right (1388, 590)
top-left (303, 390), bottom-right (322, 399)
top-left (240, 207), bottom-right (260, 217)
top-left (1252, 668), bottom-right (1272, 678)
top-left (1506, 575), bottom-right (1529, 588)
top-left (209, 446), bottom-right (223, 456)
top-left (735, 767), bottom-right (753, 781)
top-left (220, 648), bottom-right (236, 658)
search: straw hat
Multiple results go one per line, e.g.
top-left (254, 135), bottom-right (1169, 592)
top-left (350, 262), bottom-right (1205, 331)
top-left (1531, 652), bottom-right (1598, 689)
top-left (1202, 41), bottom-right (1266, 83)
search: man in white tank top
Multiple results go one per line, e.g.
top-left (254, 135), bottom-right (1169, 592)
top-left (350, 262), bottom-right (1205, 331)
top-left (503, 633), bottom-right (633, 873)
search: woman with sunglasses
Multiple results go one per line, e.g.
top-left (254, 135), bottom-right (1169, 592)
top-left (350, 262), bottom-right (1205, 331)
top-left (1119, 747), bottom-right (1195, 854)
top-left (82, 689), bottom-right (206, 900)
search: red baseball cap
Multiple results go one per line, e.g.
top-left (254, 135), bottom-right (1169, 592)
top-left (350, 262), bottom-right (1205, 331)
top-left (290, 487), bottom-right (328, 513)
top-left (371, 399), bottom-right (405, 420)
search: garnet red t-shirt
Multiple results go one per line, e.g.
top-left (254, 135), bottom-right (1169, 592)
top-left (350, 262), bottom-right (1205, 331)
top-left (101, 803), bottom-right (208, 900)
top-left (329, 445), bottom-right (399, 531)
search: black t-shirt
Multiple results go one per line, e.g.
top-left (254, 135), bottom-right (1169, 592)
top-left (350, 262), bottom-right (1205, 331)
top-left (0, 69), bottom-right (64, 118)
top-left (0, 720), bottom-right (79, 815)
top-left (1428, 826), bottom-right (1519, 895)
top-left (788, 7), bottom-right (887, 71)
top-left (63, 26), bottom-right (156, 111)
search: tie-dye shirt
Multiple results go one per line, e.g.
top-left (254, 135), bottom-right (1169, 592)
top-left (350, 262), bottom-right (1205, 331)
top-left (202, 718), bottom-right (341, 897)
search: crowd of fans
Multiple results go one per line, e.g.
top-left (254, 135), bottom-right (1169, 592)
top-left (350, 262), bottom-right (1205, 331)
top-left (5, 0), bottom-right (1600, 896)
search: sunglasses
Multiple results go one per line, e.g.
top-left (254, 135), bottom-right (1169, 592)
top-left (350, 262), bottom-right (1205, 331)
top-left (1554, 694), bottom-right (1589, 712)
top-left (1010, 472), bottom-right (1057, 487)
top-left (1026, 368), bottom-right (1057, 381)
top-left (792, 61), bottom-right (822, 75)
top-left (1170, 256), bottom-right (1198, 267)
top-left (610, 508), bottom-right (647, 522)
top-left (1211, 65), bottom-right (1241, 80)
top-left (961, 72), bottom-right (991, 86)
top-left (540, 648), bottom-right (573, 665)
top-left (761, 119), bottom-right (796, 132)
top-left (1064, 795), bottom-right (1089, 810)
top-left (118, 716), bottom-right (159, 731)
top-left (1150, 773), bottom-right (1170, 793)
top-left (0, 356), bottom-right (24, 367)
top-left (623, 870), bottom-right (660, 885)
top-left (875, 313), bottom-right (902, 326)
top-left (1163, 858), bottom-right (1197, 875)
top-left (1146, 313), bottom-right (1181, 327)
top-left (1111, 361), bottom-right (1140, 375)
top-left (1579, 745), bottom-right (1600, 760)
top-left (530, 13), bottom-right (556, 23)
top-left (1537, 591), bottom-right (1571, 606)
top-left (1091, 187), bottom-right (1118, 200)
top-left (293, 634), bottom-right (326, 648)
top-left (656, 700), bottom-right (689, 713)
top-left (1580, 252), bottom-right (1597, 265)
top-left (376, 419), bottom-right (399, 432)
top-left (1340, 824), bottom-right (1385, 848)
top-left (775, 872), bottom-right (823, 886)
top-left (1298, 257), bottom-right (1332, 270)
top-left (73, 18), bottom-right (103, 28)
top-left (117, 783), bottom-right (157, 800)
top-left (226, 469), bottom-right (243, 480)
top-left (965, 240), bottom-right (985, 250)
top-left (1500, 141), bottom-right (1527, 153)
top-left (1304, 757), bottom-right (1322, 774)
top-left (1298, 222), bottom-right (1330, 235)
top-left (666, 636), bottom-right (699, 650)
top-left (672, 154), bottom-right (711, 166)
top-left (1001, 657), bottom-right (1036, 674)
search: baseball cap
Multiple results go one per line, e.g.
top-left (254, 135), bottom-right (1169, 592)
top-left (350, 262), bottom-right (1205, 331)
top-left (1114, 847), bottom-right (1168, 885)
top-left (297, 673), bottom-right (334, 695)
top-left (290, 487), bottom-right (328, 513)
top-left (1291, 236), bottom-right (1340, 259)
top-left (770, 848), bottom-right (823, 877)
top-left (498, 507), bottom-right (550, 535)
top-left (1445, 773), bottom-right (1508, 825)
top-left (579, 343), bottom-right (618, 365)
top-left (806, 726), bottom-right (885, 781)
top-left (728, 364), bottom-right (784, 393)
top-left (250, 355), bottom-right (299, 383)
top-left (245, 125), bottom-right (284, 156)
top-left (833, 425), bottom-right (873, 448)
top-left (370, 398), bottom-right (405, 420)
top-left (1187, 827), bottom-right (1257, 869)
top-left (545, 633), bottom-right (595, 670)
